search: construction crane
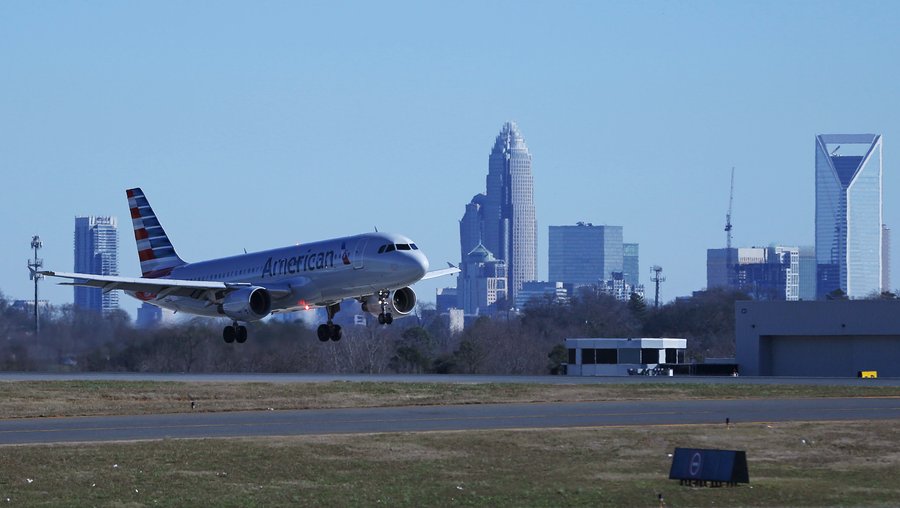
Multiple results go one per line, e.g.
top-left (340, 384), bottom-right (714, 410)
top-left (725, 167), bottom-right (735, 286)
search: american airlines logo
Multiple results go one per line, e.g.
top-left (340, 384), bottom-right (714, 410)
top-left (261, 249), bottom-right (340, 278)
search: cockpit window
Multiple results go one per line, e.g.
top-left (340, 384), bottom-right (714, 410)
top-left (378, 245), bottom-right (386, 254)
top-left (396, 244), bottom-right (411, 251)
top-left (385, 244), bottom-right (395, 252)
top-left (410, 243), bottom-right (418, 250)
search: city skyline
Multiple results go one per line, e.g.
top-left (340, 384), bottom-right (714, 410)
top-left (2, 2), bottom-right (899, 317)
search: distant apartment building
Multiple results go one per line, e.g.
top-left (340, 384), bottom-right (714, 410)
top-left (707, 246), bottom-right (800, 301)
top-left (815, 134), bottom-right (883, 299)
top-left (74, 216), bottom-right (119, 314)
top-left (598, 271), bottom-right (645, 302)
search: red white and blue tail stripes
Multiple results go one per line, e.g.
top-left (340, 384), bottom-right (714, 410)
top-left (126, 188), bottom-right (186, 278)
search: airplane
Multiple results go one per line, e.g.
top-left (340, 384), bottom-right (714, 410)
top-left (40, 188), bottom-right (459, 344)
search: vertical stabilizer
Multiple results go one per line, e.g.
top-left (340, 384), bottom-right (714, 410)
top-left (126, 188), bottom-right (186, 278)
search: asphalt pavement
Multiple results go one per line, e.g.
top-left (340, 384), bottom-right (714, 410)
top-left (2, 397), bottom-right (899, 445)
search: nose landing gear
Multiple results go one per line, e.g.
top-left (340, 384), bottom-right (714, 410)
top-left (376, 289), bottom-right (393, 325)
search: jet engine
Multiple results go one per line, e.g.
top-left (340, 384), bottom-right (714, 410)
top-left (361, 287), bottom-right (417, 317)
top-left (218, 287), bottom-right (272, 321)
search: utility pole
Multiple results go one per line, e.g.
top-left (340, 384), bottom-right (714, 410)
top-left (650, 265), bottom-right (666, 308)
top-left (27, 235), bottom-right (43, 335)
top-left (725, 167), bottom-right (735, 286)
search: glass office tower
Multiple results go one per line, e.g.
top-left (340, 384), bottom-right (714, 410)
top-left (74, 216), bottom-right (119, 314)
top-left (815, 134), bottom-right (882, 299)
top-left (460, 122), bottom-right (536, 305)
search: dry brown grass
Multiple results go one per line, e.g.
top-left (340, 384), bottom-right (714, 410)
top-left (2, 380), bottom-right (900, 418)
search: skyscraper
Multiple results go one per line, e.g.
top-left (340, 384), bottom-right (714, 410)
top-left (459, 121), bottom-right (536, 304)
top-left (74, 216), bottom-right (119, 314)
top-left (548, 223), bottom-right (624, 287)
top-left (815, 134), bottom-right (883, 299)
top-left (623, 243), bottom-right (640, 287)
top-left (883, 224), bottom-right (891, 292)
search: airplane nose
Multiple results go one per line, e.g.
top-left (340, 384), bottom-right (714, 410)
top-left (414, 252), bottom-right (428, 279)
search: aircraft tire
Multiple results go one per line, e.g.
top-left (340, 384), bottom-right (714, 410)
top-left (331, 325), bottom-right (342, 342)
top-left (223, 326), bottom-right (236, 344)
top-left (385, 313), bottom-right (394, 324)
top-left (377, 313), bottom-right (386, 325)
top-left (236, 326), bottom-right (248, 343)
top-left (317, 324), bottom-right (330, 342)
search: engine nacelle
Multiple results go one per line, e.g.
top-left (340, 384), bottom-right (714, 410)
top-left (218, 287), bottom-right (272, 321)
top-left (361, 287), bottom-right (417, 317)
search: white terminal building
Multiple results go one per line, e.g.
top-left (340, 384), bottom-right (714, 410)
top-left (565, 338), bottom-right (687, 376)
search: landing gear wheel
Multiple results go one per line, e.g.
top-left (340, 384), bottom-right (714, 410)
top-left (377, 313), bottom-right (386, 325)
top-left (236, 326), bottom-right (248, 343)
top-left (223, 326), bottom-right (236, 343)
top-left (385, 313), bottom-right (394, 325)
top-left (331, 325), bottom-right (342, 342)
top-left (317, 324), bottom-right (331, 342)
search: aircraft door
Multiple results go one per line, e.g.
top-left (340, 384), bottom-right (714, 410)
top-left (353, 239), bottom-right (367, 269)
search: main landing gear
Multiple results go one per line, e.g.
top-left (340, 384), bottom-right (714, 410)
top-left (223, 322), bottom-right (248, 344)
top-left (317, 302), bottom-right (343, 342)
top-left (376, 289), bottom-right (393, 325)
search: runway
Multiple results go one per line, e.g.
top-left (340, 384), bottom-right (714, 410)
top-left (2, 397), bottom-right (899, 445)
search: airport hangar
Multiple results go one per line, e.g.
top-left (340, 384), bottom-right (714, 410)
top-left (736, 300), bottom-right (900, 377)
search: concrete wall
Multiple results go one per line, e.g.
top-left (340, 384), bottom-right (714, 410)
top-left (736, 301), bottom-right (900, 376)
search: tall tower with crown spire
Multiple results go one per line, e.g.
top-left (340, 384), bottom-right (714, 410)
top-left (459, 121), bottom-right (536, 307)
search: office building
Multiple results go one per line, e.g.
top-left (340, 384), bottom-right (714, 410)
top-left (707, 246), bottom-right (800, 301)
top-left (74, 216), bottom-right (119, 314)
top-left (815, 134), bottom-right (883, 299)
top-left (457, 243), bottom-right (508, 315)
top-left (549, 223), bottom-right (623, 288)
top-left (623, 243), bottom-right (640, 287)
top-left (883, 224), bottom-right (891, 292)
top-left (515, 281), bottom-right (570, 309)
top-left (799, 246), bottom-right (817, 300)
top-left (459, 121), bottom-right (536, 304)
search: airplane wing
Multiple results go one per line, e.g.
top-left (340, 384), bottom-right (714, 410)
top-left (420, 263), bottom-right (460, 281)
top-left (39, 271), bottom-right (291, 300)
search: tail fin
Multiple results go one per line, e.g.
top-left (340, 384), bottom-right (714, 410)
top-left (126, 187), bottom-right (186, 278)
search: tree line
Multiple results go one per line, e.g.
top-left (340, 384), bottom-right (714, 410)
top-left (0, 287), bottom-right (753, 374)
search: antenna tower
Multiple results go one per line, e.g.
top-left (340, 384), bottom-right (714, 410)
top-left (725, 167), bottom-right (735, 285)
top-left (27, 235), bottom-right (43, 335)
top-left (650, 265), bottom-right (666, 308)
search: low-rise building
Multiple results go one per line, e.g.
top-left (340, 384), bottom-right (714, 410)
top-left (565, 337), bottom-right (687, 376)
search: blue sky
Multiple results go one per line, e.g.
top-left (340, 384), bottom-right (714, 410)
top-left (2, 1), bottom-right (899, 317)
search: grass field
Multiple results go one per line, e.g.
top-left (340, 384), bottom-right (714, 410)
top-left (1, 380), bottom-right (899, 418)
top-left (2, 380), bottom-right (900, 506)
top-left (2, 420), bottom-right (899, 506)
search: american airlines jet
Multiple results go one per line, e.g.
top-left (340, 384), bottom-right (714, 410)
top-left (40, 188), bottom-right (459, 343)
